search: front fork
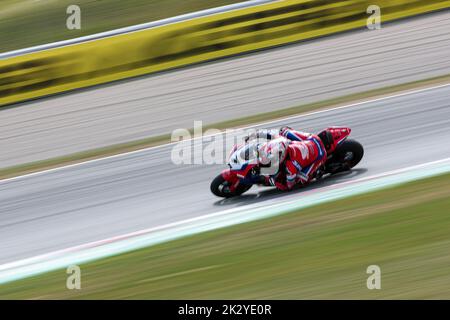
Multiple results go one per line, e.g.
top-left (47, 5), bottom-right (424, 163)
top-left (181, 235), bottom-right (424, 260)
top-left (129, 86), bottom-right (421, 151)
top-left (221, 168), bottom-right (262, 191)
top-left (221, 169), bottom-right (240, 192)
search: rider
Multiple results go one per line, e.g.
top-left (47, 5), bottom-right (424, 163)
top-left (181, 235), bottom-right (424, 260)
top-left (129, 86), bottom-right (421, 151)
top-left (245, 126), bottom-right (327, 190)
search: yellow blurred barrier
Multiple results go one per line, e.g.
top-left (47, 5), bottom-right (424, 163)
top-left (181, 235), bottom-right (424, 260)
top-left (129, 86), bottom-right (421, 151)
top-left (1, 0), bottom-right (449, 106)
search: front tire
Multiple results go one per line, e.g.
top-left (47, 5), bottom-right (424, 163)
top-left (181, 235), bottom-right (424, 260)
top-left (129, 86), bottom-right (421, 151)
top-left (210, 174), bottom-right (252, 198)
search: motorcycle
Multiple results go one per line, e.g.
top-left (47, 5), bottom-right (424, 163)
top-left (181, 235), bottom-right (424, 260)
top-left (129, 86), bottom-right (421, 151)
top-left (210, 127), bottom-right (364, 198)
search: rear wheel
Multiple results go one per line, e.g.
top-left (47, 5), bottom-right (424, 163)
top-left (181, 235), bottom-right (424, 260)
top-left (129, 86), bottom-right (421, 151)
top-left (326, 139), bottom-right (364, 174)
top-left (210, 174), bottom-right (252, 198)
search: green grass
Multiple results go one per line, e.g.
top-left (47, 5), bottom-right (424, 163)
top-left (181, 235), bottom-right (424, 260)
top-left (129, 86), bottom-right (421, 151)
top-left (1, 73), bottom-right (449, 180)
top-left (0, 0), bottom-right (242, 53)
top-left (1, 173), bottom-right (450, 299)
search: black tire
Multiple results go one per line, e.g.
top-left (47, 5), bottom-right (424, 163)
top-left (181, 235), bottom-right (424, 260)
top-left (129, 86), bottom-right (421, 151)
top-left (325, 139), bottom-right (364, 174)
top-left (210, 174), bottom-right (252, 198)
top-left (333, 139), bottom-right (364, 169)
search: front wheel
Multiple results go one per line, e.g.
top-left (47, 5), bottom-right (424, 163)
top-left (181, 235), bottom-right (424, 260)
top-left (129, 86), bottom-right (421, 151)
top-left (325, 139), bottom-right (364, 174)
top-left (210, 174), bottom-right (252, 198)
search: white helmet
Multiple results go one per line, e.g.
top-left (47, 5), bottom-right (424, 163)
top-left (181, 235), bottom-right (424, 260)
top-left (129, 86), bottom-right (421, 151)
top-left (257, 137), bottom-right (288, 169)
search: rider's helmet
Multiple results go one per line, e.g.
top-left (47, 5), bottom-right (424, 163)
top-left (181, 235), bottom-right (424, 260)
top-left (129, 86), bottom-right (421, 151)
top-left (257, 137), bottom-right (288, 170)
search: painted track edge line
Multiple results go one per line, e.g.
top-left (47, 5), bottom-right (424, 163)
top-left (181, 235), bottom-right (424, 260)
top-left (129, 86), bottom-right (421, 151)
top-left (0, 158), bottom-right (449, 285)
top-left (2, 82), bottom-right (450, 184)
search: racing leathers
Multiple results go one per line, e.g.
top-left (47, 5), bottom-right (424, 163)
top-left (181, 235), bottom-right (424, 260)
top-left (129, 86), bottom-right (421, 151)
top-left (248, 127), bottom-right (327, 190)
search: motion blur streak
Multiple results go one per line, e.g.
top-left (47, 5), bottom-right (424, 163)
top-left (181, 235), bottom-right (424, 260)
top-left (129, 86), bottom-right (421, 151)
top-left (2, 0), bottom-right (445, 106)
top-left (0, 158), bottom-right (449, 285)
top-left (0, 0), bottom-right (275, 59)
top-left (0, 84), bottom-right (449, 266)
top-left (1, 11), bottom-right (449, 168)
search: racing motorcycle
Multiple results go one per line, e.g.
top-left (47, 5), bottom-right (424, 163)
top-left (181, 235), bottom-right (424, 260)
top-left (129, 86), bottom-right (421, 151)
top-left (210, 127), bottom-right (364, 198)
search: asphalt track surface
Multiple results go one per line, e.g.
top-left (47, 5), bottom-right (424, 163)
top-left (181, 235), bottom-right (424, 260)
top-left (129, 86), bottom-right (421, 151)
top-left (0, 84), bottom-right (450, 265)
top-left (1, 11), bottom-right (450, 168)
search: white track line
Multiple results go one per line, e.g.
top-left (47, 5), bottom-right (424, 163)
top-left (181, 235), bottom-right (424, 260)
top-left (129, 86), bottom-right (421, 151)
top-left (0, 0), bottom-right (276, 59)
top-left (2, 82), bottom-right (450, 184)
top-left (0, 157), bottom-right (449, 284)
top-left (0, 157), bottom-right (448, 263)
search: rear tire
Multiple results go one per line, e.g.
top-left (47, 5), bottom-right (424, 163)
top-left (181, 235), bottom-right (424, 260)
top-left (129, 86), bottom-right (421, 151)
top-left (326, 139), bottom-right (364, 173)
top-left (210, 174), bottom-right (252, 198)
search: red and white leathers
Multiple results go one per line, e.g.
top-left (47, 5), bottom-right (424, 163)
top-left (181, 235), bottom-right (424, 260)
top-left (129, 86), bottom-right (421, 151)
top-left (280, 138), bottom-right (327, 190)
top-left (250, 128), bottom-right (327, 190)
